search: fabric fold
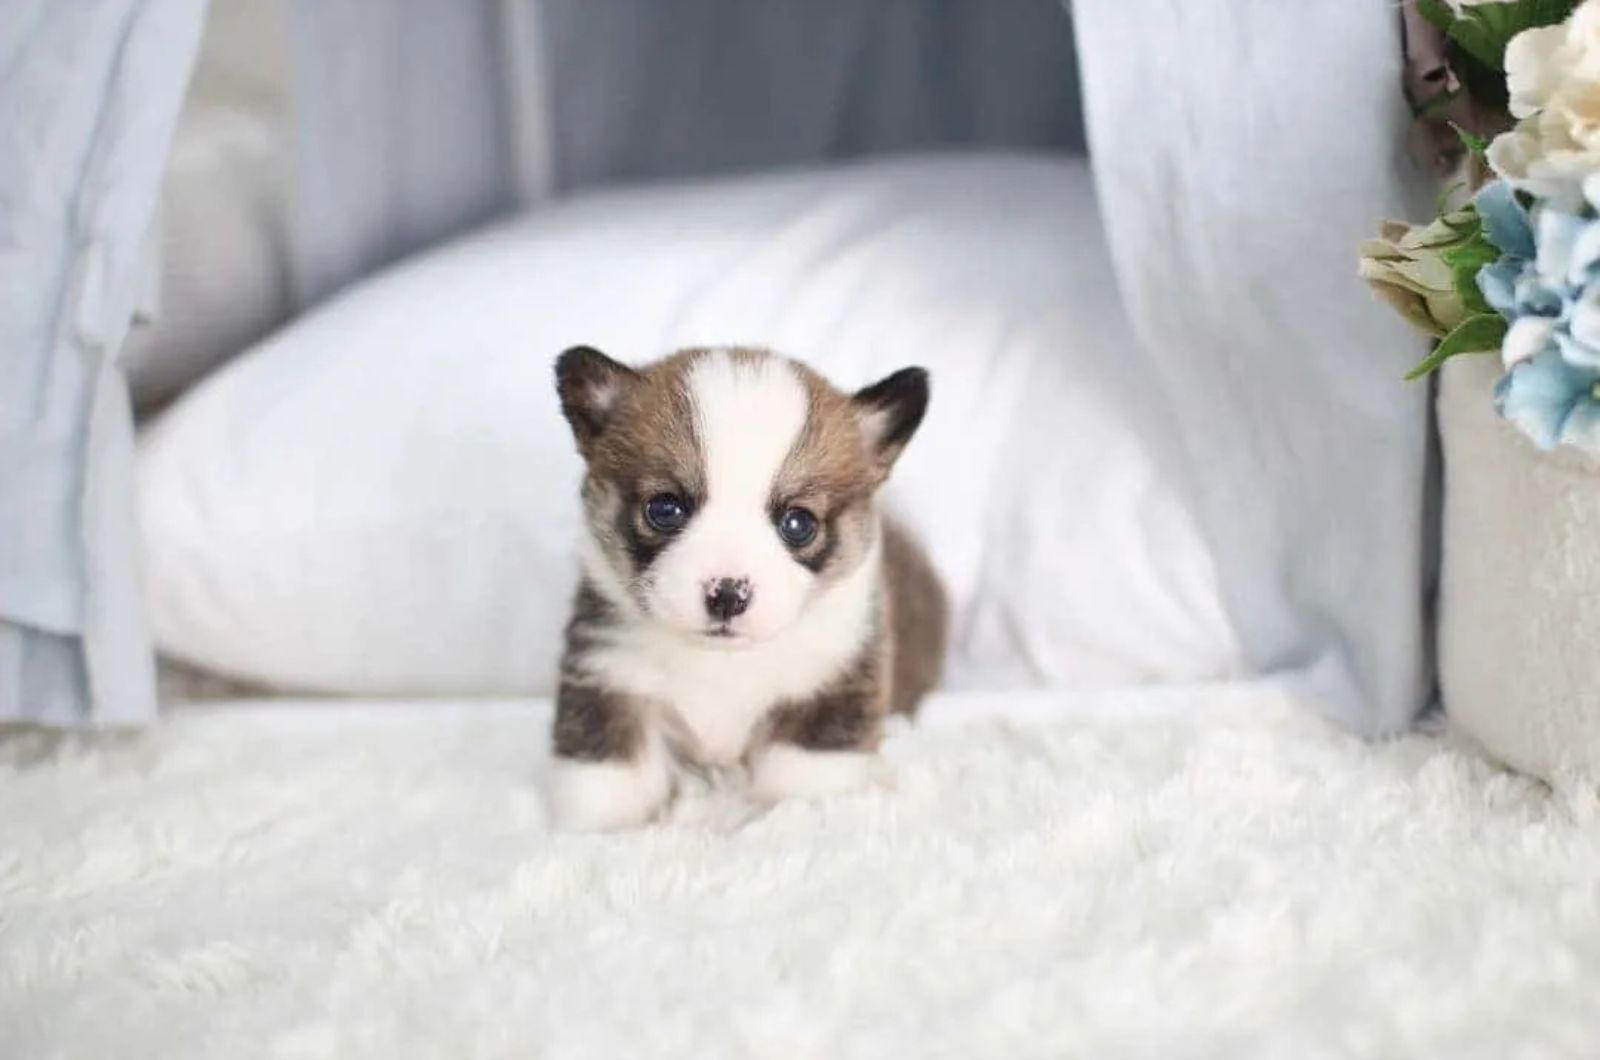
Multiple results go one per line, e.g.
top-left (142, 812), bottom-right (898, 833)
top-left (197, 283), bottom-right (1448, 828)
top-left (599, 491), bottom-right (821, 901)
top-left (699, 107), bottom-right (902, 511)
top-left (0, 0), bottom-right (204, 724)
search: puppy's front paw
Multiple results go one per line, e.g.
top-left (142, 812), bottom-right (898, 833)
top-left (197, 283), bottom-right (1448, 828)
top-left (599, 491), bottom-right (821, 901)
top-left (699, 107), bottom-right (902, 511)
top-left (545, 755), bottom-right (671, 832)
top-left (748, 744), bottom-right (886, 805)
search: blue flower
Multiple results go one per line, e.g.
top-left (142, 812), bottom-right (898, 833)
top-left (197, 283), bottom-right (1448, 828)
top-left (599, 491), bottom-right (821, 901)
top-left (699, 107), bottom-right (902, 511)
top-left (1476, 180), bottom-right (1535, 260)
top-left (1495, 347), bottom-right (1600, 451)
top-left (1474, 179), bottom-right (1600, 450)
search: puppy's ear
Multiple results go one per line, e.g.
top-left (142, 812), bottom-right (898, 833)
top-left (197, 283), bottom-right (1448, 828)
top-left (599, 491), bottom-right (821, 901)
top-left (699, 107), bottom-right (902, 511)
top-left (852, 367), bottom-right (929, 477)
top-left (555, 346), bottom-right (638, 457)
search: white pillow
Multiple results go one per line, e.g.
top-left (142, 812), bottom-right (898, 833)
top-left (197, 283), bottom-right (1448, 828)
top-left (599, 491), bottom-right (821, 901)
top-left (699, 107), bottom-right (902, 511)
top-left (137, 155), bottom-right (1241, 696)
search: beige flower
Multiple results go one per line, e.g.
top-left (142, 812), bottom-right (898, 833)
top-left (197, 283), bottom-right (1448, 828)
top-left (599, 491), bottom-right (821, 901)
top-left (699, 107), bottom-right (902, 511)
top-left (1358, 215), bottom-right (1474, 337)
top-left (1489, 2), bottom-right (1600, 209)
top-left (1564, 1), bottom-right (1600, 81)
top-left (1505, 23), bottom-right (1568, 119)
top-left (1487, 113), bottom-right (1600, 208)
top-left (1550, 79), bottom-right (1600, 150)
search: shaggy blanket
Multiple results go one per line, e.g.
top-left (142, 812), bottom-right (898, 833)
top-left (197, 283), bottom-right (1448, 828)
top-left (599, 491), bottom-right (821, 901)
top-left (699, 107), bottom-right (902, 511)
top-left (3, 685), bottom-right (1597, 1059)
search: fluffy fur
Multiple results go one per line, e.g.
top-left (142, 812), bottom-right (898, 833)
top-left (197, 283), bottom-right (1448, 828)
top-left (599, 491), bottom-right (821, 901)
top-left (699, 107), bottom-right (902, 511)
top-left (4, 689), bottom-right (1599, 1058)
top-left (549, 346), bottom-right (946, 829)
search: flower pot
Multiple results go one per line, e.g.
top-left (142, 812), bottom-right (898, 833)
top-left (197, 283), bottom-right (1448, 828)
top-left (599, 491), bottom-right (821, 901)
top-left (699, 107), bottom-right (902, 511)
top-left (1438, 353), bottom-right (1600, 780)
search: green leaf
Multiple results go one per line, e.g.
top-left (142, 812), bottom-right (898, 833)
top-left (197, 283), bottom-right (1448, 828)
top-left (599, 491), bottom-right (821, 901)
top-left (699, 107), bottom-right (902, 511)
top-left (1450, 121), bottom-right (1490, 160)
top-left (1438, 204), bottom-right (1481, 235)
top-left (1472, 0), bottom-right (1581, 35)
top-left (1448, 16), bottom-right (1511, 71)
top-left (1452, 262), bottom-right (1492, 315)
top-left (1534, 0), bottom-right (1583, 25)
top-left (1440, 233), bottom-right (1498, 273)
top-left (1416, 0), bottom-right (1457, 34)
top-left (1446, 1), bottom-right (1583, 72)
top-left (1405, 313), bottom-right (1507, 381)
top-left (1453, 45), bottom-right (1512, 105)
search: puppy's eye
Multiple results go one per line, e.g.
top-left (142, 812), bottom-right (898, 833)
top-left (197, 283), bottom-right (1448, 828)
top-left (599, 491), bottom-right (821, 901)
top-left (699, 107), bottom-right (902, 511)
top-left (643, 493), bottom-right (690, 533)
top-left (775, 506), bottom-right (818, 548)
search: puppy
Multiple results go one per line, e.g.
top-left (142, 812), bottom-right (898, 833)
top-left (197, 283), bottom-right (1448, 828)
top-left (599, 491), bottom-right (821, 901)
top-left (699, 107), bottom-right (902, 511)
top-left (547, 346), bottom-right (946, 831)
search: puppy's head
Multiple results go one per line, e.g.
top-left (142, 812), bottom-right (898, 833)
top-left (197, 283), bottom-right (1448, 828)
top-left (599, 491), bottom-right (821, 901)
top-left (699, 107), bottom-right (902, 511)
top-left (556, 346), bottom-right (928, 643)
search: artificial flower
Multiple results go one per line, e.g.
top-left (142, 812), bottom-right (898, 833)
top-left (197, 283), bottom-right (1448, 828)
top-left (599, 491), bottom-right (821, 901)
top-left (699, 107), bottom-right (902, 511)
top-left (1505, 22), bottom-right (1570, 118)
top-left (1364, 1), bottom-right (1600, 454)
top-left (1359, 212), bottom-right (1481, 336)
top-left (1472, 173), bottom-right (1600, 445)
top-left (1495, 345), bottom-right (1600, 447)
top-left (1489, 1), bottom-right (1600, 209)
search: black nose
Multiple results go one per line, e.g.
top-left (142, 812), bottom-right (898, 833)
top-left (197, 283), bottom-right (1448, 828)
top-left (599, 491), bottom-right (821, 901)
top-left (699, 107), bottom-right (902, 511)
top-left (705, 578), bottom-right (752, 621)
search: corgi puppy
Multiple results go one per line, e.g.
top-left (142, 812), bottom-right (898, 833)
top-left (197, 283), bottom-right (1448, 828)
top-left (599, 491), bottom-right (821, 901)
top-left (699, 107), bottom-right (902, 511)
top-left (547, 346), bottom-right (946, 831)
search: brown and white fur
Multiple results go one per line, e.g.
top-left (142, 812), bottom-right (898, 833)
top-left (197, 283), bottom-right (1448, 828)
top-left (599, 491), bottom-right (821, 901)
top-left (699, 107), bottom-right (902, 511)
top-left (547, 346), bottom-right (946, 831)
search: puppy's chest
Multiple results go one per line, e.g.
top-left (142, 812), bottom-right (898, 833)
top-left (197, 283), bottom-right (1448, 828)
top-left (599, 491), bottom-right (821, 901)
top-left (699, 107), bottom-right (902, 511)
top-left (588, 628), bottom-right (864, 765)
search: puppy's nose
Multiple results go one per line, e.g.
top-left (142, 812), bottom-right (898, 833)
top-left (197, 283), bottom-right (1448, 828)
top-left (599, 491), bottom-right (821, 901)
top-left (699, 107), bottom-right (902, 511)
top-left (705, 577), bottom-right (752, 621)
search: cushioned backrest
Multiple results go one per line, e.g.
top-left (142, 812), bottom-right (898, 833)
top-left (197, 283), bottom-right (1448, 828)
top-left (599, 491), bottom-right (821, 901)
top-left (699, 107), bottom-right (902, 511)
top-left (286, 0), bottom-right (1083, 306)
top-left (529, 0), bottom-right (1083, 190)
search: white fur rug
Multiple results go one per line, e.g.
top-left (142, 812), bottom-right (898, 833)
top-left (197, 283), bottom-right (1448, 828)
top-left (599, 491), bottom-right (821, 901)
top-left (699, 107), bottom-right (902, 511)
top-left (3, 685), bottom-right (1599, 1059)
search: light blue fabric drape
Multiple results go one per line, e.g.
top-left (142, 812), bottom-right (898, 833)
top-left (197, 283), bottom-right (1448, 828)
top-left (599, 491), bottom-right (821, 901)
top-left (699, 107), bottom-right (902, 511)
top-left (1072, 0), bottom-right (1436, 735)
top-left (0, 0), bottom-right (205, 724)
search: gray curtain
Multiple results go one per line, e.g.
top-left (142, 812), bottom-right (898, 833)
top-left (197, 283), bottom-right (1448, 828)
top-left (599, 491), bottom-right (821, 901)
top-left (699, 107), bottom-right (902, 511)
top-left (284, 0), bottom-right (522, 309)
top-left (0, 0), bottom-right (205, 724)
top-left (532, 0), bottom-right (1082, 190)
top-left (286, 0), bottom-right (1082, 307)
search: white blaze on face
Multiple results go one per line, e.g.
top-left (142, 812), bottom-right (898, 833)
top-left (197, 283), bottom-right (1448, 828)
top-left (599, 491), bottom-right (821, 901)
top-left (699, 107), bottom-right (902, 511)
top-left (645, 351), bottom-right (814, 640)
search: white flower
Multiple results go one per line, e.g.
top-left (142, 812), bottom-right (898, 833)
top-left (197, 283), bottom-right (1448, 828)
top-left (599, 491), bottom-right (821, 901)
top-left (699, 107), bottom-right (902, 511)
top-left (1564, 1), bottom-right (1600, 81)
top-left (1505, 24), bottom-right (1568, 118)
top-left (1486, 117), bottom-right (1600, 210)
top-left (1489, 1), bottom-right (1600, 208)
top-left (1502, 315), bottom-right (1555, 368)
